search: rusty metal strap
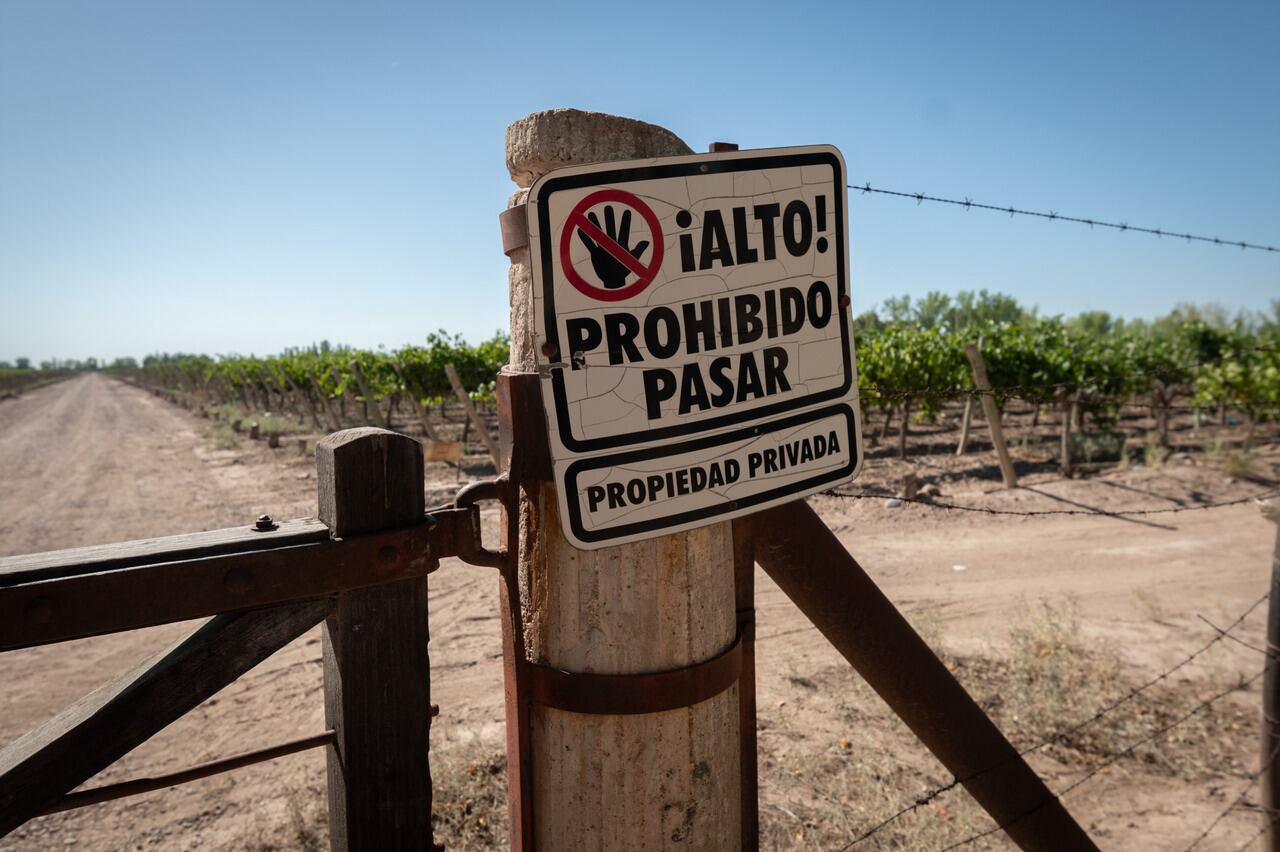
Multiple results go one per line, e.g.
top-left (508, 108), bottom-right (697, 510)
top-left (526, 629), bottom-right (744, 715)
top-left (496, 369), bottom-right (553, 482)
top-left (500, 205), bottom-right (529, 256)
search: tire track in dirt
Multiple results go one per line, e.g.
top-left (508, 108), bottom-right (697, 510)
top-left (0, 375), bottom-right (503, 850)
top-left (0, 374), bottom-right (240, 557)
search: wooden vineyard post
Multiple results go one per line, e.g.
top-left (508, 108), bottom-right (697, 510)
top-left (391, 360), bottom-right (442, 442)
top-left (964, 342), bottom-right (1018, 488)
top-left (308, 367), bottom-right (343, 432)
top-left (317, 428), bottom-right (435, 851)
top-left (502, 109), bottom-right (741, 849)
top-left (1060, 393), bottom-right (1075, 478)
top-left (443, 363), bottom-right (501, 468)
top-left (956, 333), bottom-right (982, 455)
top-left (1261, 498), bottom-right (1280, 852)
top-left (349, 360), bottom-right (392, 429)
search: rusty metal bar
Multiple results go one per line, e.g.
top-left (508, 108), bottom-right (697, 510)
top-left (41, 731), bottom-right (335, 815)
top-left (732, 518), bottom-right (760, 852)
top-left (749, 500), bottom-right (1098, 852)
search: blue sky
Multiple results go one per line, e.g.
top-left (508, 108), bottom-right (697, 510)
top-left (1, 0), bottom-right (1276, 363)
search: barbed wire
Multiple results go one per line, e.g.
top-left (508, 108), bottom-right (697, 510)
top-left (940, 663), bottom-right (1271, 850)
top-left (842, 593), bottom-right (1270, 849)
top-left (823, 488), bottom-right (1277, 518)
top-left (1183, 743), bottom-right (1280, 851)
top-left (1234, 816), bottom-right (1279, 851)
top-left (851, 184), bottom-right (1280, 254)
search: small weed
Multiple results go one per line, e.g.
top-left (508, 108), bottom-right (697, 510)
top-left (1132, 587), bottom-right (1167, 624)
top-left (1225, 448), bottom-right (1260, 480)
top-left (286, 785), bottom-right (326, 852)
top-left (253, 412), bottom-right (300, 437)
top-left (1142, 439), bottom-right (1170, 469)
top-left (1071, 430), bottom-right (1125, 464)
top-left (1206, 437), bottom-right (1263, 480)
top-left (205, 422), bottom-right (241, 450)
top-left (207, 403), bottom-right (241, 422)
top-left (906, 607), bottom-right (952, 665)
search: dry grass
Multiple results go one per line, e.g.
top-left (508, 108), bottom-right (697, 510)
top-left (960, 599), bottom-right (1255, 778)
top-left (757, 598), bottom-right (1256, 849)
top-left (431, 748), bottom-right (508, 849)
top-left (241, 601), bottom-right (1256, 850)
top-left (204, 422), bottom-right (241, 450)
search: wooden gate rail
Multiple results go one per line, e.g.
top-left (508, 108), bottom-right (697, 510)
top-left (0, 427), bottom-right (468, 850)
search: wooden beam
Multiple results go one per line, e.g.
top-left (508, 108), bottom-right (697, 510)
top-left (0, 521), bottom-right (434, 652)
top-left (317, 428), bottom-right (435, 850)
top-left (0, 600), bottom-right (330, 837)
top-left (0, 518), bottom-right (327, 582)
top-left (444, 363), bottom-right (501, 468)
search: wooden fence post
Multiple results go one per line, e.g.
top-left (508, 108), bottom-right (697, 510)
top-left (443, 363), bottom-right (501, 468)
top-left (964, 342), bottom-right (1018, 488)
top-left (1261, 498), bottom-right (1280, 852)
top-left (317, 428), bottom-right (434, 851)
top-left (503, 110), bottom-right (740, 848)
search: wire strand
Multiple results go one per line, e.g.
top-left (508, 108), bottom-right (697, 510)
top-left (852, 184), bottom-right (1280, 254)
top-left (823, 488), bottom-right (1278, 518)
top-left (842, 593), bottom-right (1270, 849)
top-left (940, 664), bottom-right (1272, 850)
top-left (1182, 743), bottom-right (1280, 851)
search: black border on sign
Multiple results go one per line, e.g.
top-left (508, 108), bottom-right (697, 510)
top-left (537, 150), bottom-right (851, 454)
top-left (563, 403), bottom-right (858, 544)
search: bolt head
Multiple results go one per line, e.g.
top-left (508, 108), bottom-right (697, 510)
top-left (254, 514), bottom-right (277, 531)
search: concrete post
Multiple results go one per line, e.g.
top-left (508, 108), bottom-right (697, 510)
top-left (503, 109), bottom-right (741, 849)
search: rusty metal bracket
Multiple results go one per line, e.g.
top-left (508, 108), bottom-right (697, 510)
top-left (496, 369), bottom-right (553, 482)
top-left (452, 477), bottom-right (518, 569)
top-left (500, 205), bottom-right (530, 257)
top-left (526, 629), bottom-right (744, 715)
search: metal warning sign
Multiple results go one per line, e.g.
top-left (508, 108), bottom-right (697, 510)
top-left (527, 145), bottom-right (863, 549)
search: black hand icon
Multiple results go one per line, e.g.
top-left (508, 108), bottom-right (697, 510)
top-left (577, 205), bottom-right (650, 289)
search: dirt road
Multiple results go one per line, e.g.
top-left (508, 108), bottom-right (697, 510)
top-left (1, 375), bottom-right (1276, 850)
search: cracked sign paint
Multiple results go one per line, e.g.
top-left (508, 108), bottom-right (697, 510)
top-left (528, 145), bottom-right (863, 549)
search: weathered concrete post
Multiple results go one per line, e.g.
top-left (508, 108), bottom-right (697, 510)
top-left (503, 109), bottom-right (741, 849)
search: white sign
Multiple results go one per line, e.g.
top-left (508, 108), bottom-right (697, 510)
top-left (527, 145), bottom-right (863, 549)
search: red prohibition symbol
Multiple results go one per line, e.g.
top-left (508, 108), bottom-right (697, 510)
top-left (560, 189), bottom-right (665, 302)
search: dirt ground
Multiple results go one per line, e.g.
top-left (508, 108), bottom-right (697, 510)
top-left (1, 374), bottom-right (1278, 851)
